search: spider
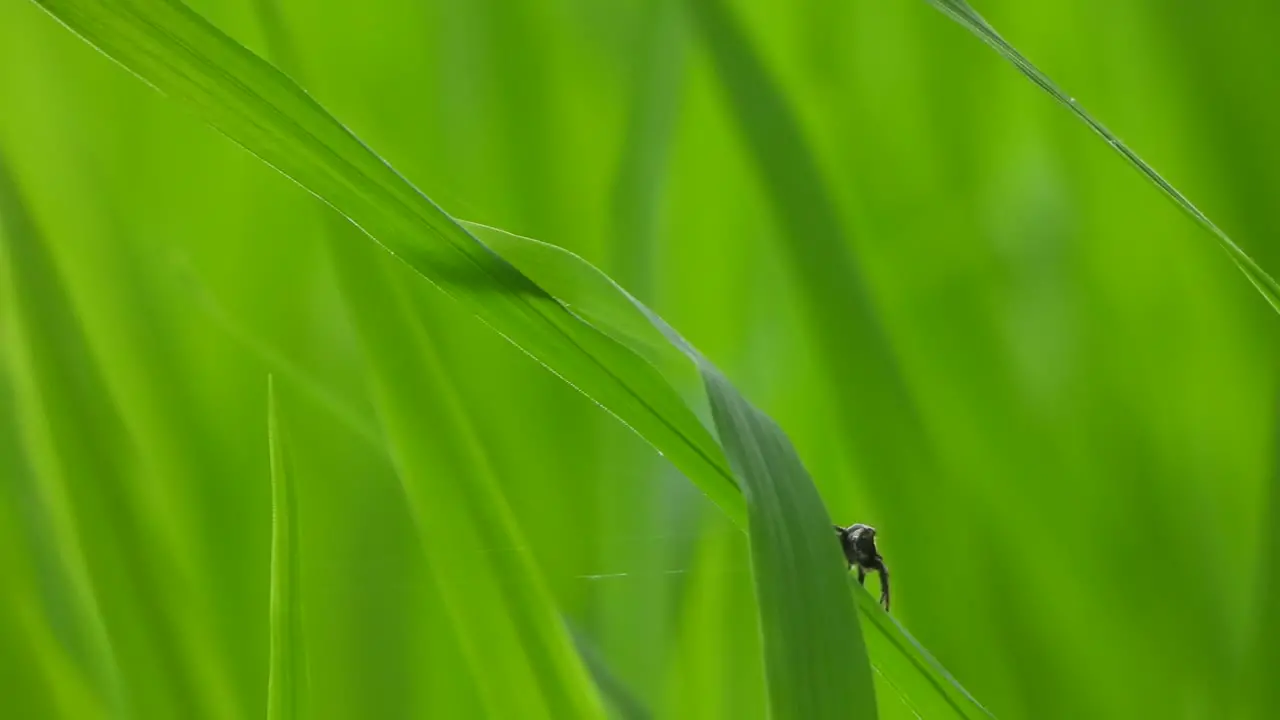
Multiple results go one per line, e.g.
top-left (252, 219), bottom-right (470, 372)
top-left (834, 523), bottom-right (890, 611)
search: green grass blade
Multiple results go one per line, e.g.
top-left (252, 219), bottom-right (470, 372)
top-left (244, 11), bottom-right (605, 714)
top-left (21, 1), bottom-right (989, 715)
top-left (25, 0), bottom-right (743, 527)
top-left (0, 250), bottom-right (115, 720)
top-left (568, 624), bottom-right (652, 720)
top-left (0, 149), bottom-right (155, 720)
top-left (703, 369), bottom-right (875, 719)
top-left (328, 232), bottom-right (607, 720)
top-left (266, 377), bottom-right (307, 720)
top-left (466, 223), bottom-right (991, 718)
top-left (926, 0), bottom-right (1280, 313)
top-left (856, 589), bottom-right (995, 719)
top-left (0, 146), bottom-right (240, 720)
top-left (664, 527), bottom-right (765, 719)
top-left (685, 0), bottom-right (932, 490)
top-left (595, 4), bottom-right (685, 697)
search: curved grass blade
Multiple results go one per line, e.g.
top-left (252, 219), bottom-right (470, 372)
top-left (20, 0), bottom-right (986, 715)
top-left (466, 223), bottom-right (993, 719)
top-left (926, 0), bottom-right (1280, 313)
top-left (328, 233), bottom-right (608, 720)
top-left (684, 0), bottom-right (934, 500)
top-left (594, 0), bottom-right (687, 701)
top-left (266, 377), bottom-right (307, 720)
top-left (242, 9), bottom-right (618, 713)
top-left (856, 589), bottom-right (995, 719)
top-left (496, 219), bottom-right (885, 718)
top-left (27, 0), bottom-right (743, 529)
top-left (704, 370), bottom-right (876, 719)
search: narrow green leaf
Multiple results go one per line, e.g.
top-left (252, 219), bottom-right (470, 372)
top-left (0, 145), bottom-right (241, 720)
top-left (703, 370), bottom-right (875, 719)
top-left (856, 589), bottom-right (995, 719)
top-left (242, 10), bottom-right (618, 713)
top-left (594, 0), bottom-right (687, 700)
top-left (0, 288), bottom-right (109, 720)
top-left (484, 220), bottom-right (878, 719)
top-left (27, 0), bottom-right (744, 528)
top-left (0, 149), bottom-right (150, 720)
top-left (266, 377), bottom-right (307, 720)
top-left (328, 232), bottom-right (608, 720)
top-left (568, 623), bottom-right (652, 720)
top-left (926, 0), bottom-right (1280, 314)
top-left (468, 223), bottom-right (993, 718)
top-left (685, 0), bottom-right (934, 492)
top-left (664, 527), bottom-right (765, 719)
top-left (21, 0), bottom-right (990, 715)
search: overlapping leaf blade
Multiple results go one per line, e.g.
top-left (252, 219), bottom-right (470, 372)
top-left (23, 0), bottom-right (994, 716)
top-left (468, 223), bottom-right (994, 719)
top-left (328, 231), bottom-right (608, 719)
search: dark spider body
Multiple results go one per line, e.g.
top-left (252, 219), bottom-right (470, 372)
top-left (834, 523), bottom-right (890, 611)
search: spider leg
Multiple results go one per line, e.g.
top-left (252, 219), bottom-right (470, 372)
top-left (856, 566), bottom-right (866, 586)
top-left (874, 560), bottom-right (890, 611)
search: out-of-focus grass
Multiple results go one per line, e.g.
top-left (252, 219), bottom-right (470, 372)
top-left (266, 378), bottom-right (306, 720)
top-left (3, 0), bottom-right (1280, 718)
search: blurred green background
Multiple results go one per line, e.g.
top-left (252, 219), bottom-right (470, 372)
top-left (2, 0), bottom-right (1278, 717)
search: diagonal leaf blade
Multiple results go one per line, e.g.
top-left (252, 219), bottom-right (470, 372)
top-left (0, 158), bottom-right (124, 720)
top-left (926, 0), bottom-right (1280, 313)
top-left (22, 0), bottom-right (992, 715)
top-left (704, 370), bottom-right (876, 719)
top-left (0, 146), bottom-right (233, 719)
top-left (685, 0), bottom-right (931, 491)
top-left (31, 0), bottom-right (745, 526)
top-left (327, 233), bottom-right (608, 719)
top-left (468, 222), bottom-right (996, 719)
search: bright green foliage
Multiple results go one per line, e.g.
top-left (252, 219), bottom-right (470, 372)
top-left (0, 152), bottom-right (126, 720)
top-left (468, 222), bottom-right (991, 717)
top-left (17, 0), bottom-right (966, 713)
top-left (266, 378), bottom-right (307, 720)
top-left (327, 229), bottom-right (608, 719)
top-left (0, 149), bottom-right (234, 720)
top-left (3, 0), bottom-right (1280, 718)
top-left (926, 0), bottom-right (1280, 313)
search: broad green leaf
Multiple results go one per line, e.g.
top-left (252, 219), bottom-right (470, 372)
top-left (926, 0), bottom-right (1280, 313)
top-left (266, 377), bottom-right (308, 720)
top-left (22, 0), bottom-right (990, 715)
top-left (328, 231), bottom-right (608, 720)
